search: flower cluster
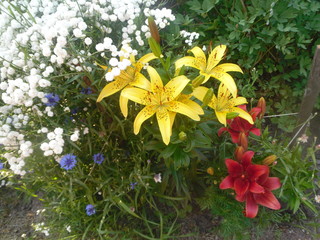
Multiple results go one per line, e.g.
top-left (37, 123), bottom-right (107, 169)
top-left (40, 128), bottom-right (64, 156)
top-left (217, 97), bottom-right (281, 218)
top-left (98, 43), bottom-right (250, 144)
top-left (180, 30), bottom-right (200, 46)
top-left (220, 150), bottom-right (281, 218)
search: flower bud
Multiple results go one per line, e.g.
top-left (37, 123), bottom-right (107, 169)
top-left (192, 75), bottom-right (205, 87)
top-left (263, 155), bottom-right (277, 165)
top-left (257, 97), bottom-right (266, 119)
top-left (148, 17), bottom-right (160, 43)
top-left (148, 37), bottom-right (162, 58)
top-left (238, 132), bottom-right (248, 150)
top-left (207, 167), bottom-right (214, 175)
top-left (234, 146), bottom-right (245, 161)
top-left (202, 88), bottom-right (214, 107)
top-left (178, 131), bottom-right (187, 141)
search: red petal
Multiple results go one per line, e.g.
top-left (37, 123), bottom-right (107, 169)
top-left (241, 151), bottom-right (254, 169)
top-left (234, 178), bottom-right (249, 197)
top-left (225, 159), bottom-right (242, 177)
top-left (236, 193), bottom-right (246, 202)
top-left (249, 182), bottom-right (265, 193)
top-left (256, 172), bottom-right (269, 185)
top-left (246, 193), bottom-right (259, 218)
top-left (247, 164), bottom-right (269, 180)
top-left (249, 107), bottom-right (261, 121)
top-left (250, 128), bottom-right (261, 136)
top-left (228, 129), bottom-right (240, 143)
top-left (218, 127), bottom-right (228, 136)
top-left (253, 190), bottom-right (281, 210)
top-left (238, 105), bottom-right (247, 111)
top-left (219, 176), bottom-right (234, 189)
top-left (263, 177), bottom-right (281, 190)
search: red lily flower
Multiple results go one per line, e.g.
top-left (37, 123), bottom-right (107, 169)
top-left (218, 105), bottom-right (261, 147)
top-left (219, 151), bottom-right (281, 218)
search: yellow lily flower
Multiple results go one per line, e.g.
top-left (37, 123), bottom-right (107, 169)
top-left (121, 66), bottom-right (203, 145)
top-left (193, 84), bottom-right (253, 126)
top-left (97, 52), bottom-right (157, 117)
top-left (175, 45), bottom-right (243, 97)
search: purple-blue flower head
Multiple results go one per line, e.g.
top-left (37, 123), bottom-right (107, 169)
top-left (45, 93), bottom-right (60, 106)
top-left (0, 162), bottom-right (4, 170)
top-left (85, 204), bottom-right (96, 216)
top-left (81, 87), bottom-right (92, 95)
top-left (93, 153), bottom-right (105, 164)
top-left (130, 182), bottom-right (138, 190)
top-left (60, 154), bottom-right (77, 170)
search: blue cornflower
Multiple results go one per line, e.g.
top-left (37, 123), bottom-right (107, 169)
top-left (85, 204), bottom-right (96, 216)
top-left (0, 162), bottom-right (4, 170)
top-left (45, 93), bottom-right (60, 106)
top-left (93, 153), bottom-right (105, 164)
top-left (60, 154), bottom-right (77, 170)
top-left (81, 87), bottom-right (92, 95)
top-left (71, 107), bottom-right (80, 115)
top-left (130, 182), bottom-right (138, 190)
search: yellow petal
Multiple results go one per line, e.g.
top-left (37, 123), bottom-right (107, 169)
top-left (231, 107), bottom-right (253, 124)
top-left (134, 105), bottom-right (156, 134)
top-left (198, 72), bottom-right (211, 84)
top-left (97, 78), bottom-right (129, 102)
top-left (96, 62), bottom-right (108, 70)
top-left (131, 72), bottom-right (151, 90)
top-left (192, 86), bottom-right (209, 101)
top-left (216, 63), bottom-right (243, 73)
top-left (156, 109), bottom-right (172, 145)
top-left (121, 87), bottom-right (149, 105)
top-left (169, 111), bottom-right (176, 130)
top-left (211, 71), bottom-right (237, 97)
top-left (175, 56), bottom-right (199, 70)
top-left (165, 75), bottom-right (190, 100)
top-left (135, 53), bottom-right (157, 71)
top-left (167, 101), bottom-right (200, 121)
top-left (119, 95), bottom-right (129, 118)
top-left (233, 96), bottom-right (248, 106)
top-left (147, 66), bottom-right (163, 91)
top-left (189, 46), bottom-right (207, 70)
top-left (207, 94), bottom-right (217, 110)
top-left (181, 98), bottom-right (204, 115)
top-left (130, 53), bottom-right (136, 64)
top-left (206, 45), bottom-right (226, 72)
top-left (215, 110), bottom-right (227, 126)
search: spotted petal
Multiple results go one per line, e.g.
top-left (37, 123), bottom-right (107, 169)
top-left (147, 66), bottom-right (163, 91)
top-left (175, 56), bottom-right (199, 70)
top-left (133, 105), bottom-right (156, 134)
top-left (189, 46), bottom-right (207, 70)
top-left (135, 53), bottom-right (157, 71)
top-left (97, 78), bottom-right (130, 102)
top-left (165, 75), bottom-right (190, 100)
top-left (130, 72), bottom-right (151, 90)
top-left (206, 45), bottom-right (226, 72)
top-left (215, 63), bottom-right (243, 73)
top-left (167, 101), bottom-right (200, 121)
top-left (211, 71), bottom-right (237, 97)
top-left (156, 109), bottom-right (171, 145)
top-left (121, 87), bottom-right (150, 105)
top-left (119, 95), bottom-right (129, 118)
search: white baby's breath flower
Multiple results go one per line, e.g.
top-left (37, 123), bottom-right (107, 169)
top-left (84, 37), bottom-right (92, 45)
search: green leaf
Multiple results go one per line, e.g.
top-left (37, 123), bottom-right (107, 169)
top-left (160, 144), bottom-right (177, 159)
top-left (173, 147), bottom-right (190, 169)
top-left (202, 0), bottom-right (215, 13)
